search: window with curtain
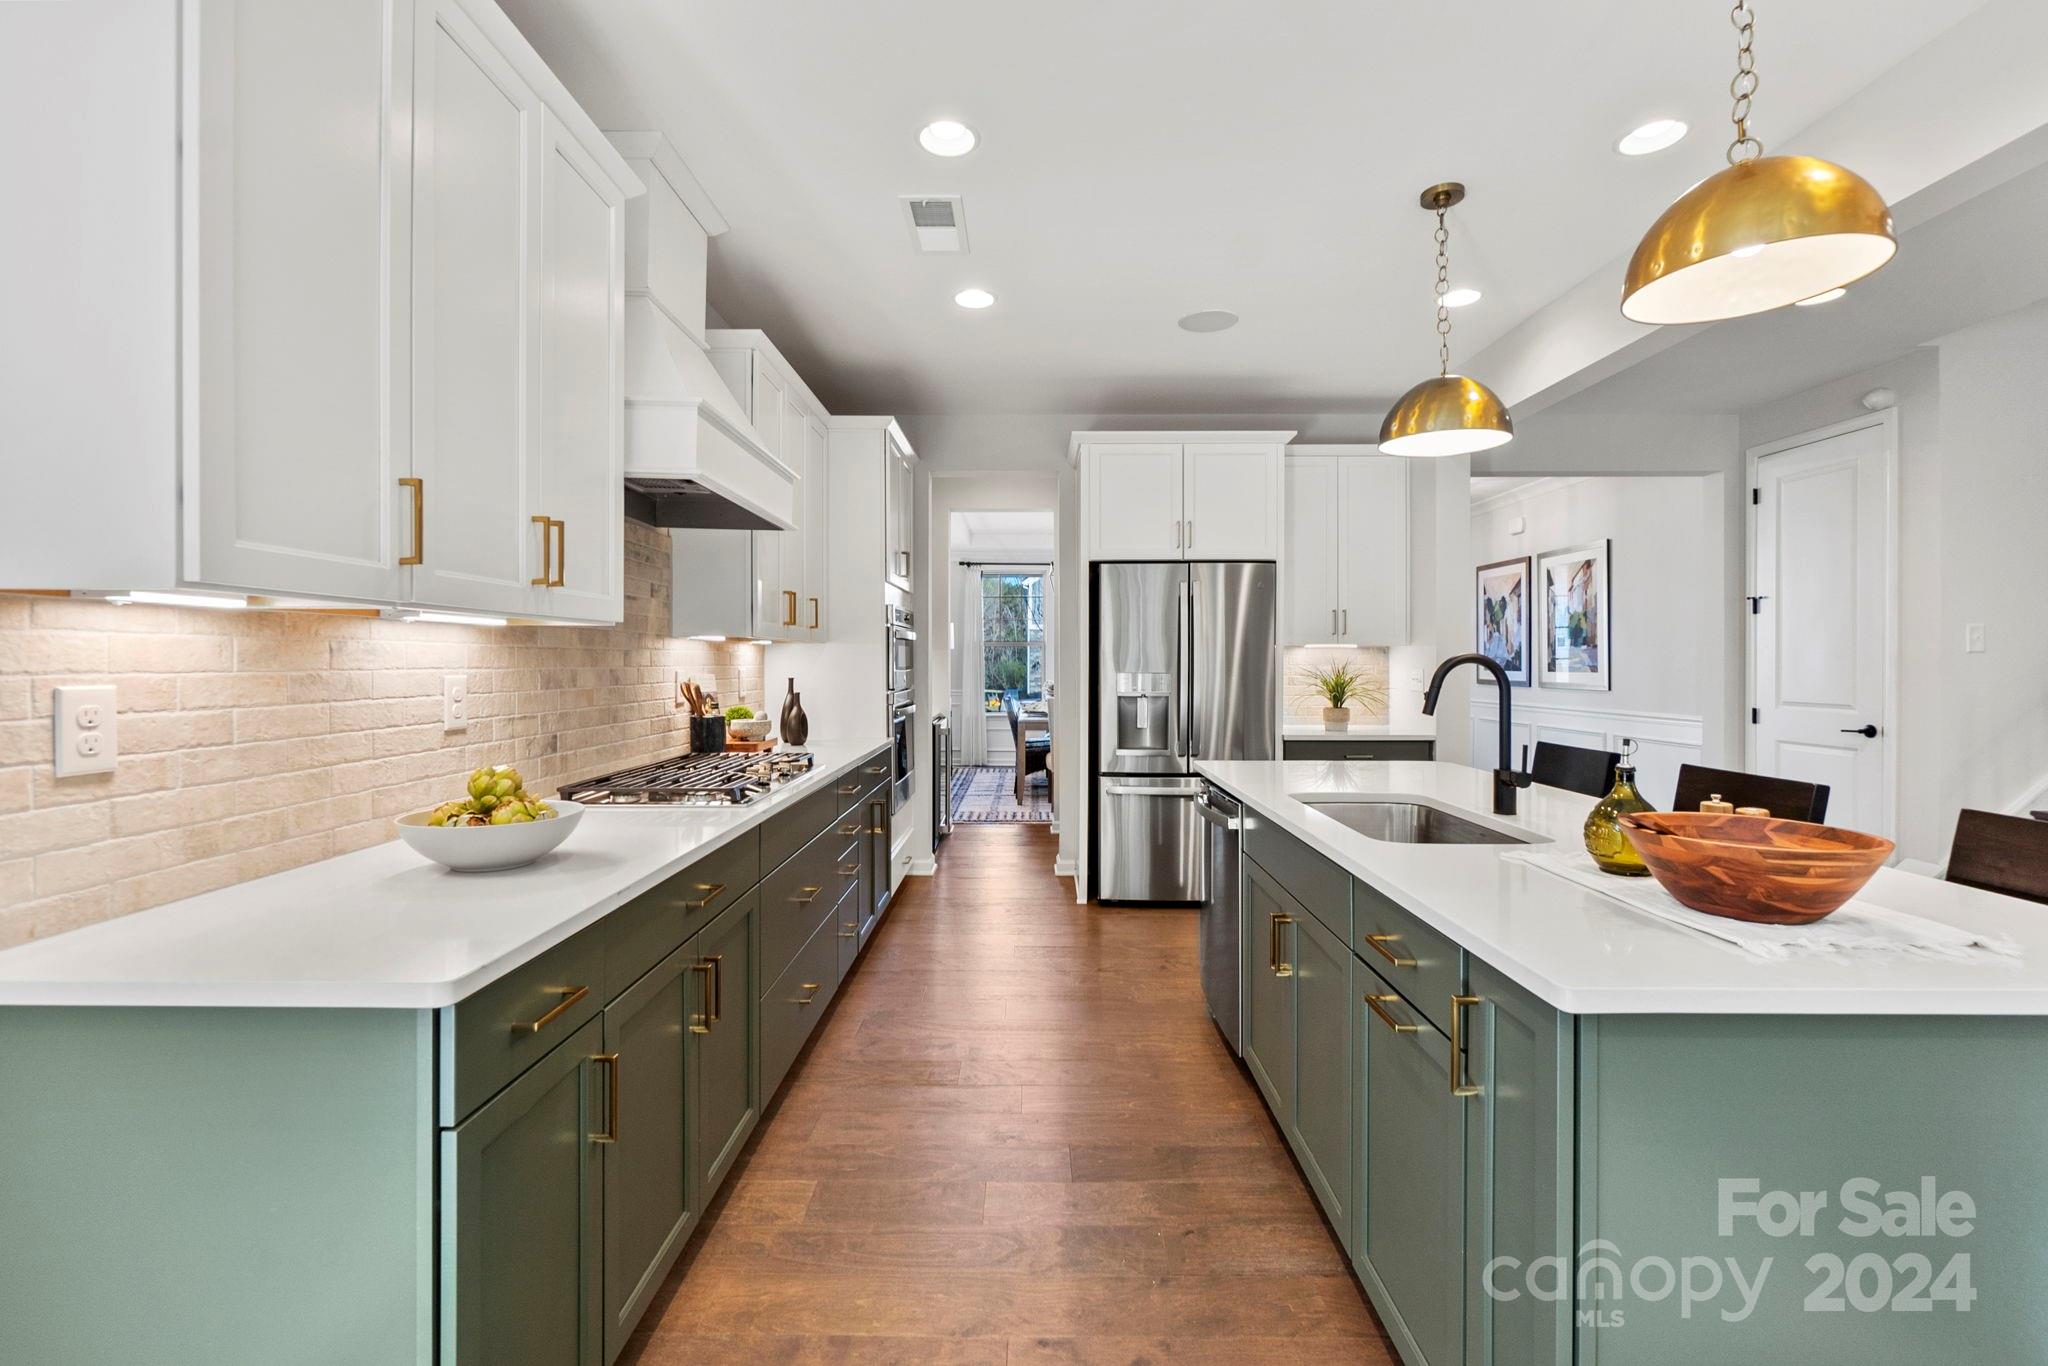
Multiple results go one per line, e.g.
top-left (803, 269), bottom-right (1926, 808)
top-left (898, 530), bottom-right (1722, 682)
top-left (981, 571), bottom-right (1045, 710)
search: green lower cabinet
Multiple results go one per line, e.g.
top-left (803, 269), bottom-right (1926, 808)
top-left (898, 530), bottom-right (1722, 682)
top-left (1462, 959), bottom-right (1573, 1366)
top-left (690, 891), bottom-right (761, 1200)
top-left (1358, 984), bottom-right (1465, 1366)
top-left (600, 944), bottom-right (698, 1362)
top-left (441, 1016), bottom-right (605, 1366)
top-left (1242, 859), bottom-right (1297, 1122)
top-left (1292, 908), bottom-right (1354, 1250)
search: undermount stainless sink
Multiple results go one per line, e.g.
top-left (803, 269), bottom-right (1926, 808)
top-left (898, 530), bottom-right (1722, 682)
top-left (1300, 799), bottom-right (1537, 846)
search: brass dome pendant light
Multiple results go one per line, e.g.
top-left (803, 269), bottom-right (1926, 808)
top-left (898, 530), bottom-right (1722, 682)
top-left (1378, 182), bottom-right (1514, 458)
top-left (1621, 3), bottom-right (1896, 324)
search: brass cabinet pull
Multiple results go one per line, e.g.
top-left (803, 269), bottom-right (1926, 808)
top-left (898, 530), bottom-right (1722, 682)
top-left (689, 961), bottom-right (714, 1034)
top-left (688, 954), bottom-right (723, 1034)
top-left (809, 596), bottom-right (820, 629)
top-left (837, 861), bottom-right (859, 877)
top-left (839, 922), bottom-right (858, 939)
top-left (550, 519), bottom-right (565, 588)
top-left (838, 784), bottom-right (861, 795)
top-left (513, 984), bottom-right (587, 1035)
top-left (591, 1052), bottom-right (620, 1144)
top-left (1450, 995), bottom-right (1482, 1098)
top-left (782, 589), bottom-right (799, 626)
top-left (792, 885), bottom-right (823, 905)
top-left (838, 822), bottom-right (863, 837)
top-left (530, 515), bottom-right (553, 585)
top-left (864, 765), bottom-right (887, 776)
top-left (399, 477), bottom-right (424, 565)
top-left (682, 882), bottom-right (726, 911)
top-left (1365, 933), bottom-right (1416, 969)
top-left (1269, 913), bottom-right (1294, 977)
top-left (1365, 993), bottom-right (1419, 1034)
top-left (796, 982), bottom-right (821, 1006)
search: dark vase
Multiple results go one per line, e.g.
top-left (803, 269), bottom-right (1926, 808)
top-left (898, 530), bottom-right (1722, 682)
top-left (779, 677), bottom-right (809, 745)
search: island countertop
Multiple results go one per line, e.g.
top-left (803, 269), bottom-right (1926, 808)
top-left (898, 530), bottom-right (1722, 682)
top-left (1195, 758), bottom-right (2042, 1015)
top-left (0, 740), bottom-right (891, 1010)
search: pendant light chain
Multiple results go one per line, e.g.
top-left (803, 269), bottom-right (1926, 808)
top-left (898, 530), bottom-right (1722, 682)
top-left (1434, 209), bottom-right (1453, 377)
top-left (1728, 2), bottom-right (1763, 164)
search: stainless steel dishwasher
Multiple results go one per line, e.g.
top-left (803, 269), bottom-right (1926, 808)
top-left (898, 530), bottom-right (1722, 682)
top-left (1195, 781), bottom-right (1244, 1054)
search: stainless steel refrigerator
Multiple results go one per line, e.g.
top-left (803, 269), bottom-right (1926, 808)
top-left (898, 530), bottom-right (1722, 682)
top-left (1092, 561), bottom-right (1277, 902)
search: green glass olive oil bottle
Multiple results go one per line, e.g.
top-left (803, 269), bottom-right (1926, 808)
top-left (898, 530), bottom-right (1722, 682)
top-left (1584, 739), bottom-right (1654, 876)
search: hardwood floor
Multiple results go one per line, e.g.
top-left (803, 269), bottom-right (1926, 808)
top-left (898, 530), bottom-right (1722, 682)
top-left (619, 823), bottom-right (1395, 1365)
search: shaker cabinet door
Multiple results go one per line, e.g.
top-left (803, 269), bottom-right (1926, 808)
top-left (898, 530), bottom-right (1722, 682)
top-left (1337, 456), bottom-right (1410, 645)
top-left (535, 119), bottom-right (626, 624)
top-left (441, 1017), bottom-right (604, 1366)
top-left (1462, 960), bottom-right (1574, 1366)
top-left (1182, 443), bottom-right (1279, 560)
top-left (184, 0), bottom-right (415, 603)
top-left (409, 0), bottom-right (544, 615)
top-left (1291, 908), bottom-right (1353, 1248)
top-left (1241, 859), bottom-right (1297, 1124)
top-left (1085, 444), bottom-right (1184, 560)
top-left (1283, 456), bottom-right (1342, 644)
top-left (690, 893), bottom-right (762, 1203)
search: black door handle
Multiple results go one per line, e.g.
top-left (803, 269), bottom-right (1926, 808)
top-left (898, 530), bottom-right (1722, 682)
top-left (1840, 724), bottom-right (1879, 738)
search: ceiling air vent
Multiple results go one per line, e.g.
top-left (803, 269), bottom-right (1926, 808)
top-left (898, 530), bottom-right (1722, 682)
top-left (901, 195), bottom-right (969, 253)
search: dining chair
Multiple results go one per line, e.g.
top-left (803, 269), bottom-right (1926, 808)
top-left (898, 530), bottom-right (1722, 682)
top-left (1526, 741), bottom-right (1621, 798)
top-left (1946, 809), bottom-right (2048, 905)
top-left (1671, 764), bottom-right (1830, 822)
top-left (1007, 698), bottom-right (1050, 803)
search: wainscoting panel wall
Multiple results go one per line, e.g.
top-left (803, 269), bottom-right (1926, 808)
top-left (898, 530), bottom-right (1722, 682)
top-left (1471, 697), bottom-right (1703, 808)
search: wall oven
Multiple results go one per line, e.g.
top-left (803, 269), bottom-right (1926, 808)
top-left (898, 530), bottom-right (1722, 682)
top-left (890, 702), bottom-right (916, 810)
top-left (886, 602), bottom-right (916, 703)
top-left (886, 597), bottom-right (916, 809)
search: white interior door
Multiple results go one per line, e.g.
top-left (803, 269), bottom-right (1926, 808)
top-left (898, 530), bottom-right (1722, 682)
top-left (1750, 418), bottom-right (1893, 834)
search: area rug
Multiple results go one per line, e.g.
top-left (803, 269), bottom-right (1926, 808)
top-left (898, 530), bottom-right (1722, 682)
top-left (950, 764), bottom-right (1052, 823)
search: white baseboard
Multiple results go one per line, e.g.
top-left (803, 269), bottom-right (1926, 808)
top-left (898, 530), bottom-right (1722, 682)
top-left (909, 857), bottom-right (936, 877)
top-left (1053, 855), bottom-right (1076, 878)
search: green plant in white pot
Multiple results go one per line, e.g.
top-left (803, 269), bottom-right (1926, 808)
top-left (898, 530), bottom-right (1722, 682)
top-left (1303, 658), bottom-right (1386, 732)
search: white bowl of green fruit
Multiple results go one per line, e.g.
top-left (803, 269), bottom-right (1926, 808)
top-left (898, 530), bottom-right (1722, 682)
top-left (396, 766), bottom-right (583, 872)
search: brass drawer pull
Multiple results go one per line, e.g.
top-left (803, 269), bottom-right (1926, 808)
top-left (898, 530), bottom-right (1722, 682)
top-left (838, 822), bottom-right (863, 837)
top-left (513, 984), bottom-right (587, 1036)
top-left (840, 923), bottom-right (858, 938)
top-left (1450, 994), bottom-right (1482, 1098)
top-left (1365, 933), bottom-right (1416, 969)
top-left (1365, 993), bottom-right (1419, 1034)
top-left (1269, 913), bottom-right (1294, 977)
top-left (682, 882), bottom-right (726, 911)
top-left (399, 477), bottom-right (424, 565)
top-left (792, 885), bottom-right (823, 905)
top-left (591, 1052), bottom-right (620, 1144)
top-left (796, 982), bottom-right (821, 1006)
top-left (838, 784), bottom-right (861, 795)
top-left (864, 765), bottom-right (886, 776)
top-left (530, 514), bottom-right (553, 586)
top-left (838, 861), bottom-right (859, 877)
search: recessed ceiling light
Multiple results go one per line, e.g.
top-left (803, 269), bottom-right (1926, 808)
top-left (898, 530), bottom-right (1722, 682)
top-left (1439, 288), bottom-right (1482, 308)
top-left (954, 287), bottom-right (996, 309)
top-left (1177, 309), bottom-right (1239, 333)
top-left (1616, 118), bottom-right (1688, 156)
top-left (1794, 287), bottom-right (1847, 306)
top-left (918, 120), bottom-right (977, 157)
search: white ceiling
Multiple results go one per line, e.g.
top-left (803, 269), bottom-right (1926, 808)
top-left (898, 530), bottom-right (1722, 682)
top-left (502, 0), bottom-right (1988, 416)
top-left (952, 509), bottom-right (1056, 553)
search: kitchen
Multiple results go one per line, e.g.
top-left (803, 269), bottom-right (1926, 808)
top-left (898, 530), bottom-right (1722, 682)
top-left (4, 3), bottom-right (2048, 1364)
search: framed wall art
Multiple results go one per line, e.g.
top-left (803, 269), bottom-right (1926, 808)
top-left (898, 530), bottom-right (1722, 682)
top-left (1474, 555), bottom-right (1532, 686)
top-left (1537, 540), bottom-right (1611, 690)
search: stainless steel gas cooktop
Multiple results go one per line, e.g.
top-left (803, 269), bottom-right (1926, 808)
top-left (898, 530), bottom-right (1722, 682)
top-left (557, 749), bottom-right (815, 806)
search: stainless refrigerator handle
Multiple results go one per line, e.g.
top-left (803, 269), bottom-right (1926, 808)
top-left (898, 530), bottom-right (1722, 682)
top-left (1184, 578), bottom-right (1198, 759)
top-left (1104, 784), bottom-right (1201, 798)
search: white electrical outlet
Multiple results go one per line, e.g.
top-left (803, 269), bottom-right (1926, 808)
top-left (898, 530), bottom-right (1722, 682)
top-left (1965, 622), bottom-right (1986, 654)
top-left (52, 685), bottom-right (118, 777)
top-left (443, 675), bottom-right (469, 733)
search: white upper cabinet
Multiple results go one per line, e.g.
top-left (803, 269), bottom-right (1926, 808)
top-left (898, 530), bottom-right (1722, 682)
top-left (2, 0), bottom-right (640, 620)
top-left (408, 0), bottom-right (543, 616)
top-left (180, 0), bottom-right (416, 602)
top-left (884, 429), bottom-right (917, 591)
top-left (535, 121), bottom-right (628, 622)
top-left (1280, 447), bottom-right (1409, 645)
top-left (1075, 434), bottom-right (1290, 562)
top-left (801, 415), bottom-right (831, 633)
top-left (1284, 456), bottom-right (1343, 644)
top-left (1183, 442), bottom-right (1281, 559)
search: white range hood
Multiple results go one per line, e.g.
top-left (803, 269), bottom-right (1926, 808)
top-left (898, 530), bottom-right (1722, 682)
top-left (612, 132), bottom-right (796, 532)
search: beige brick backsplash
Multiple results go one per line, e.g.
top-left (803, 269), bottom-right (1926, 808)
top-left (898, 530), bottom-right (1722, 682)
top-left (0, 519), bottom-right (761, 940)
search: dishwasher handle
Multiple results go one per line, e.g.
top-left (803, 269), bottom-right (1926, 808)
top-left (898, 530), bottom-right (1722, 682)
top-left (1194, 790), bottom-right (1241, 831)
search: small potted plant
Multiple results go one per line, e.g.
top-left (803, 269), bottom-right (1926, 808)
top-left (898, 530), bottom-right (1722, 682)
top-left (1303, 658), bottom-right (1384, 732)
top-left (724, 703), bottom-right (769, 743)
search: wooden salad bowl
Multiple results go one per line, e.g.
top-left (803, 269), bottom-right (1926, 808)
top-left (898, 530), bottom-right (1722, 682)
top-left (1619, 811), bottom-right (1895, 925)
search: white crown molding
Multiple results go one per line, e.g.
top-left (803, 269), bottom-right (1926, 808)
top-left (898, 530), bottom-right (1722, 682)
top-left (1469, 475), bottom-right (1589, 515)
top-left (606, 131), bottom-right (728, 235)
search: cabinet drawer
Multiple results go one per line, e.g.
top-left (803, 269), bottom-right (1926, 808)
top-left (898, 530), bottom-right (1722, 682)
top-left (1245, 812), bottom-right (1351, 942)
top-left (762, 781), bottom-right (857, 871)
top-left (760, 910), bottom-right (841, 1099)
top-left (760, 823), bottom-right (861, 989)
top-left (603, 830), bottom-right (760, 999)
top-left (439, 920), bottom-right (609, 1125)
top-left (1282, 739), bottom-right (1435, 762)
top-left (1353, 877), bottom-right (1464, 1037)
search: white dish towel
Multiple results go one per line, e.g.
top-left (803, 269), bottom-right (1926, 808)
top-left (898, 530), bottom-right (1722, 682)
top-left (1502, 848), bottom-right (2022, 962)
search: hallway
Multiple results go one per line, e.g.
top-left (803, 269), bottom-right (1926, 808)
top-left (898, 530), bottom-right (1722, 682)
top-left (619, 823), bottom-right (1394, 1364)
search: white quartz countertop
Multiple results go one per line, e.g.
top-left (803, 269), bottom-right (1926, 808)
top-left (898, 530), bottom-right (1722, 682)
top-left (1281, 713), bottom-right (1437, 742)
top-left (0, 740), bottom-right (891, 1010)
top-left (1196, 759), bottom-right (2044, 1015)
